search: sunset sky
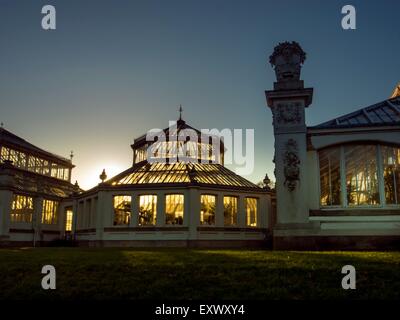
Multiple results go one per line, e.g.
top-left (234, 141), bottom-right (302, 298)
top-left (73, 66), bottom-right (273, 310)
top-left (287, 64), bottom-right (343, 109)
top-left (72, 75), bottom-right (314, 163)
top-left (0, 0), bottom-right (399, 189)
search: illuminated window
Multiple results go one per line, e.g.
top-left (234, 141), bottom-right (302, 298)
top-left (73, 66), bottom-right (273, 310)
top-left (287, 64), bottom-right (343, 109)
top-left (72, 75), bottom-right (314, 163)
top-left (319, 147), bottom-right (341, 206)
top-left (113, 196), bottom-right (131, 226)
top-left (1, 147), bottom-right (27, 169)
top-left (42, 200), bottom-right (59, 225)
top-left (345, 145), bottom-right (379, 206)
top-left (51, 163), bottom-right (58, 178)
top-left (0, 146), bottom-right (10, 161)
top-left (11, 194), bottom-right (33, 223)
top-left (165, 194), bottom-right (184, 225)
top-left (9, 149), bottom-right (18, 164)
top-left (64, 169), bottom-right (70, 181)
top-left (65, 208), bottom-right (73, 232)
top-left (381, 145), bottom-right (400, 204)
top-left (318, 144), bottom-right (400, 207)
top-left (35, 158), bottom-right (43, 174)
top-left (139, 195), bottom-right (157, 226)
top-left (134, 146), bottom-right (147, 163)
top-left (223, 196), bottom-right (237, 226)
top-left (200, 194), bottom-right (216, 225)
top-left (1, 148), bottom-right (69, 181)
top-left (246, 198), bottom-right (258, 227)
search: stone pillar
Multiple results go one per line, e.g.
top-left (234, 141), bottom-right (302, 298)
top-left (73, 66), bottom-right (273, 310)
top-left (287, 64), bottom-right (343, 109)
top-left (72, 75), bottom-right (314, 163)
top-left (188, 187), bottom-right (200, 239)
top-left (0, 161), bottom-right (15, 238)
top-left (259, 194), bottom-right (270, 229)
top-left (130, 192), bottom-right (139, 227)
top-left (238, 195), bottom-right (246, 228)
top-left (265, 42), bottom-right (313, 227)
top-left (96, 190), bottom-right (112, 240)
top-left (72, 198), bottom-right (79, 236)
top-left (33, 197), bottom-right (43, 246)
top-left (156, 191), bottom-right (165, 227)
top-left (0, 190), bottom-right (12, 238)
top-left (216, 193), bottom-right (224, 227)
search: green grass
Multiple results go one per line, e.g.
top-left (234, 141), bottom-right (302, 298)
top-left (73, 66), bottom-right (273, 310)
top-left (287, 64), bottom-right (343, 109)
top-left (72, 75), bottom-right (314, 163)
top-left (0, 248), bottom-right (399, 300)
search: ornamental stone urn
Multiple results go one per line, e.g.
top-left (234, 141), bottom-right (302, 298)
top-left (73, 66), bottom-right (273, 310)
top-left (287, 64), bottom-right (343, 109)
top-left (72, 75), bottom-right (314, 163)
top-left (269, 41), bottom-right (306, 90)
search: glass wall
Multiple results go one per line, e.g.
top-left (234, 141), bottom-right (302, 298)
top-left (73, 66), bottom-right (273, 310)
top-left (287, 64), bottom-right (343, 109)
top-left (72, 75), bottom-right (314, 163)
top-left (319, 144), bottom-right (400, 207)
top-left (245, 197), bottom-right (257, 227)
top-left (42, 200), bottom-right (59, 225)
top-left (382, 146), bottom-right (400, 204)
top-left (0, 146), bottom-right (70, 181)
top-left (165, 194), bottom-right (184, 225)
top-left (200, 194), bottom-right (216, 225)
top-left (139, 195), bottom-right (157, 226)
top-left (113, 196), bottom-right (131, 226)
top-left (319, 148), bottom-right (341, 206)
top-left (345, 145), bottom-right (379, 206)
top-left (10, 194), bottom-right (33, 223)
top-left (223, 196), bottom-right (237, 226)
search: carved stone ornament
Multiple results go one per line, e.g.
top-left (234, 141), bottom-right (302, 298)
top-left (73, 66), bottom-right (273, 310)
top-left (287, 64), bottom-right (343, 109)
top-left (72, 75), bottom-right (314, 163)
top-left (283, 139), bottom-right (300, 191)
top-left (269, 41), bottom-right (306, 82)
top-left (274, 103), bottom-right (301, 125)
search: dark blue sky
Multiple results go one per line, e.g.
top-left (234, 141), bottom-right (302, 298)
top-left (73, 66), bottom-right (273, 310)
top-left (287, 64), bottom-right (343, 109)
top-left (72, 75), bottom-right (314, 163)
top-left (0, 0), bottom-right (399, 188)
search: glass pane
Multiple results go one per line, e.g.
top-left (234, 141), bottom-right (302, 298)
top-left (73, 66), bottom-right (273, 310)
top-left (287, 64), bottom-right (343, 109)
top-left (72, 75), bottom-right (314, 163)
top-left (139, 195), bottom-right (157, 226)
top-left (319, 147), bottom-right (341, 206)
top-left (11, 194), bottom-right (33, 223)
top-left (200, 195), bottom-right (216, 225)
top-left (223, 196), bottom-right (237, 226)
top-left (381, 145), bottom-right (400, 204)
top-left (65, 208), bottom-right (73, 231)
top-left (345, 145), bottom-right (380, 206)
top-left (42, 200), bottom-right (59, 224)
top-left (113, 196), bottom-right (131, 226)
top-left (165, 194), bottom-right (184, 225)
top-left (0, 147), bottom-right (10, 161)
top-left (246, 197), bottom-right (257, 227)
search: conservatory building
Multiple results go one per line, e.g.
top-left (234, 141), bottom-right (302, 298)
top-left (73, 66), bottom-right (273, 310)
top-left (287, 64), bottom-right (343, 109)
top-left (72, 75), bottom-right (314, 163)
top-left (0, 127), bottom-right (76, 246)
top-left (266, 41), bottom-right (400, 249)
top-left (72, 118), bottom-right (272, 247)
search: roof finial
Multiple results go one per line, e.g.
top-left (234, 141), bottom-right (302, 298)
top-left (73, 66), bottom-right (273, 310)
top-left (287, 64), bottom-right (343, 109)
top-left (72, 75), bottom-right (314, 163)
top-left (70, 150), bottom-right (74, 161)
top-left (390, 83), bottom-right (400, 99)
top-left (99, 168), bottom-right (107, 183)
top-left (0, 122), bottom-right (4, 128)
top-left (179, 104), bottom-right (183, 120)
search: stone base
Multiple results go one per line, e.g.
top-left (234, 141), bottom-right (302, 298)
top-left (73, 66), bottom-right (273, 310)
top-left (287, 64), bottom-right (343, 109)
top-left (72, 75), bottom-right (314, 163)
top-left (2, 235), bottom-right (400, 250)
top-left (273, 235), bottom-right (400, 251)
top-left (76, 239), bottom-right (272, 249)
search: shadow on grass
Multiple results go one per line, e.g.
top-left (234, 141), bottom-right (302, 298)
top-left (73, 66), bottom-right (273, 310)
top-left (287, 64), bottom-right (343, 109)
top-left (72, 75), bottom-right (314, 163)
top-left (0, 248), bottom-right (399, 300)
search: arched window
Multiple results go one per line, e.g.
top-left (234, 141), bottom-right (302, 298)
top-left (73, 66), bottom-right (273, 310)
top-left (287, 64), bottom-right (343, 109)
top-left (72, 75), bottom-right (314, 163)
top-left (319, 143), bottom-right (400, 207)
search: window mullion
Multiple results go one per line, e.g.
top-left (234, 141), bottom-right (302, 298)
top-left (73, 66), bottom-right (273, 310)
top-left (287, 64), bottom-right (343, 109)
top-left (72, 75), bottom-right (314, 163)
top-left (377, 145), bottom-right (385, 206)
top-left (340, 146), bottom-right (347, 207)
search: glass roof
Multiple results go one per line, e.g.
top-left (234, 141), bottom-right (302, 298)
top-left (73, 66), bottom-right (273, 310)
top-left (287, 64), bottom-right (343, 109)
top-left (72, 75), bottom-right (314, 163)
top-left (312, 96), bottom-right (400, 129)
top-left (109, 161), bottom-right (260, 190)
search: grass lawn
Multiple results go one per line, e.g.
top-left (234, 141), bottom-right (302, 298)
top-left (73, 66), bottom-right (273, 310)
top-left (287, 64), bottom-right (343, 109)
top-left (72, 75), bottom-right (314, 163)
top-left (0, 248), bottom-right (399, 300)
